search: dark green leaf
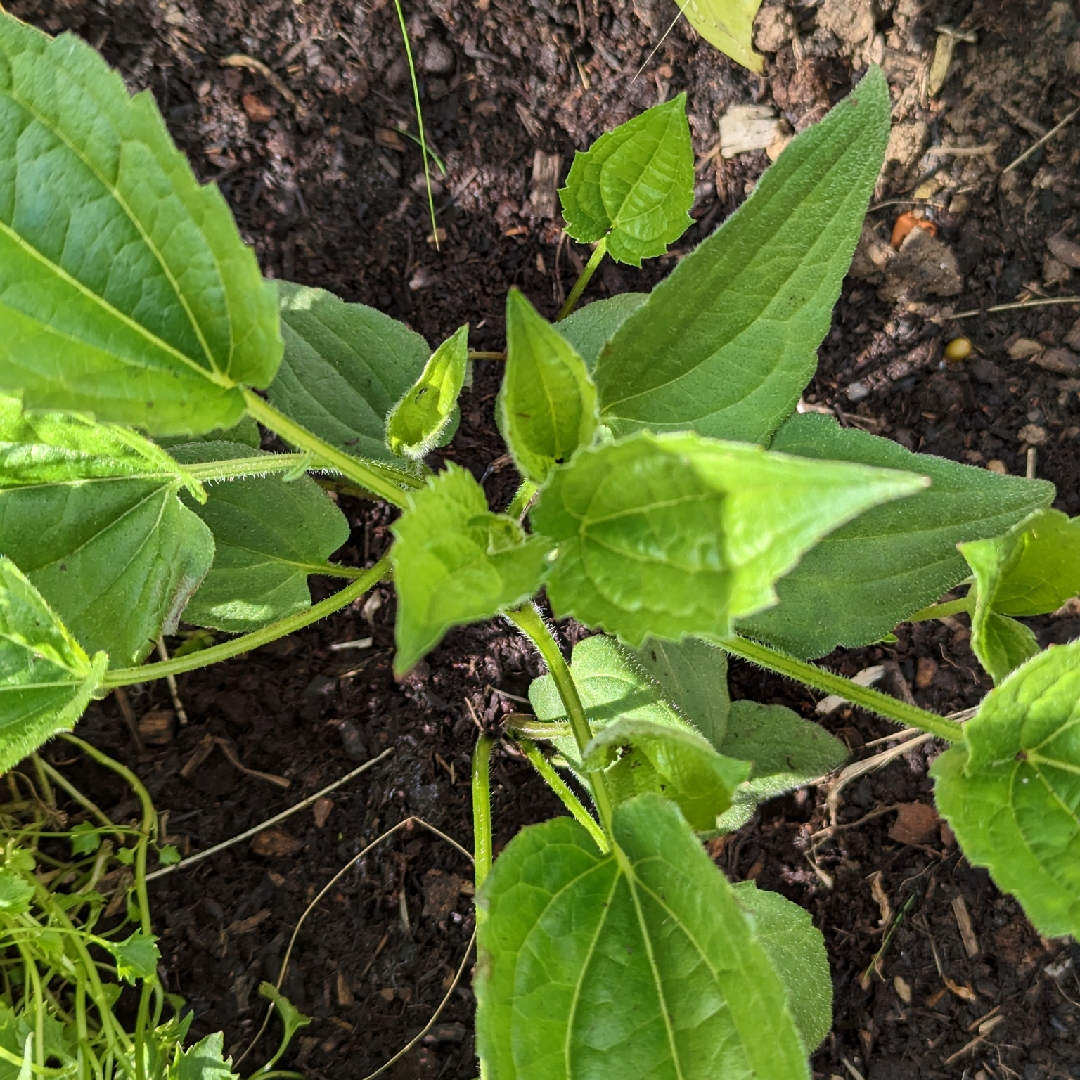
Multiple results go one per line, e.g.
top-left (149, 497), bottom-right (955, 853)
top-left (476, 794), bottom-right (809, 1080)
top-left (107, 931), bottom-right (160, 984)
top-left (680, 0), bottom-right (765, 72)
top-left (740, 413), bottom-right (1055, 657)
top-left (386, 326), bottom-right (469, 459)
top-left (269, 282), bottom-right (429, 465)
top-left (530, 431), bottom-right (926, 644)
top-left (390, 465), bottom-right (550, 674)
top-left (170, 443), bottom-right (350, 632)
top-left (559, 95), bottom-right (694, 266)
top-left (0, 558), bottom-right (107, 771)
top-left (556, 294), bottom-right (647, 371)
top-left (932, 640), bottom-right (1080, 938)
top-left (0, 15), bottom-right (280, 433)
top-left (595, 69), bottom-right (889, 444)
top-left (157, 415), bottom-right (261, 450)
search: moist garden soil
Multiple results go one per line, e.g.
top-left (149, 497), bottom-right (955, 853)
top-left (9, 0), bottom-right (1080, 1077)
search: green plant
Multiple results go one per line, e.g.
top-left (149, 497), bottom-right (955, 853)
top-left (0, 14), bottom-right (1078, 1078)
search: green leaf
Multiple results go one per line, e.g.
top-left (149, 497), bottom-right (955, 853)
top-left (157, 415), bottom-right (261, 450)
top-left (498, 290), bottom-right (598, 484)
top-left (257, 983), bottom-right (312, 1071)
top-left (269, 282), bottom-right (429, 464)
top-left (585, 719), bottom-right (749, 829)
top-left (386, 325), bottom-right (469, 459)
top-left (106, 930), bottom-right (160, 984)
top-left (157, 844), bottom-right (181, 866)
top-left (476, 793), bottom-right (809, 1080)
top-left (932, 640), bottom-right (1080, 939)
top-left (0, 15), bottom-right (280, 433)
top-left (530, 430), bottom-right (926, 645)
top-left (0, 558), bottom-right (107, 771)
top-left (731, 882), bottom-right (831, 1051)
top-left (633, 636), bottom-right (731, 749)
top-left (170, 443), bottom-right (350, 632)
top-left (741, 413), bottom-right (1055, 657)
top-left (559, 95), bottom-right (694, 267)
top-left (716, 702), bottom-right (849, 831)
top-left (70, 823), bottom-right (102, 856)
top-left (390, 465), bottom-right (550, 674)
top-left (594, 68), bottom-right (889, 444)
top-left (556, 294), bottom-right (647, 372)
top-left (0, 869), bottom-right (35, 916)
top-left (172, 1033), bottom-right (240, 1080)
top-left (680, 0), bottom-right (765, 73)
top-left (0, 409), bottom-right (215, 665)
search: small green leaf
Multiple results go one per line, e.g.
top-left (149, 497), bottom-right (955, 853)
top-left (107, 930), bottom-right (160, 983)
top-left (0, 15), bottom-right (280, 433)
top-left (0, 869), bottom-right (35, 916)
top-left (498, 290), bottom-right (598, 484)
top-left (732, 882), bottom-right (832, 1051)
top-left (680, 0), bottom-right (765, 73)
top-left (741, 413), bottom-right (1055, 657)
top-left (559, 95), bottom-right (694, 266)
top-left (172, 1033), bottom-right (240, 1080)
top-left (932, 640), bottom-right (1080, 938)
top-left (556, 294), bottom-right (647, 371)
top-left (269, 282), bottom-right (430, 464)
top-left (585, 719), bottom-right (749, 829)
top-left (595, 69), bottom-right (889, 444)
top-left (70, 823), bottom-right (103, 856)
top-left (476, 794), bottom-right (809, 1080)
top-left (530, 431), bottom-right (926, 644)
top-left (387, 326), bottom-right (470, 459)
top-left (0, 558), bottom-right (107, 772)
top-left (716, 702), bottom-right (849, 832)
top-left (390, 465), bottom-right (550, 674)
top-left (257, 983), bottom-right (312, 1071)
top-left (157, 844), bottom-right (181, 866)
top-left (170, 443), bottom-right (351, 632)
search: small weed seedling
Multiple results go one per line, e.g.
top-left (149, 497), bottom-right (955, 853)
top-left (0, 13), bottom-right (1078, 1079)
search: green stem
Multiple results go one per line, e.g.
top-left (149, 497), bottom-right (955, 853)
top-left (717, 635), bottom-right (965, 743)
top-left (243, 391), bottom-right (422, 507)
top-left (557, 239), bottom-right (607, 321)
top-left (906, 596), bottom-right (972, 623)
top-left (101, 558), bottom-right (390, 688)
top-left (471, 736), bottom-right (494, 896)
top-left (505, 605), bottom-right (614, 834)
top-left (182, 453), bottom-right (309, 484)
top-left (468, 351), bottom-right (506, 362)
top-left (505, 480), bottom-right (538, 520)
top-left (517, 739), bottom-right (607, 851)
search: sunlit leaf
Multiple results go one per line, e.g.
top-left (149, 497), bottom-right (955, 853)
top-left (680, 0), bottom-right (765, 74)
top-left (106, 931), bottom-right (160, 984)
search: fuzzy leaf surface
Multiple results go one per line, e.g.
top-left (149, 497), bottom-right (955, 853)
top-left (498, 291), bottom-right (597, 484)
top-left (270, 283), bottom-right (429, 464)
top-left (530, 431), bottom-right (925, 645)
top-left (716, 702), bottom-right (849, 831)
top-left (741, 414), bottom-right (1055, 657)
top-left (390, 465), bottom-right (549, 674)
top-left (0, 558), bottom-right (107, 771)
top-left (680, 0), bottom-right (764, 73)
top-left (584, 718), bottom-right (749, 829)
top-left (171, 443), bottom-right (351, 632)
top-left (594, 69), bottom-right (888, 444)
top-left (559, 95), bottom-right (694, 266)
top-left (386, 326), bottom-right (469, 459)
top-left (0, 15), bottom-right (280, 433)
top-left (556, 294), bottom-right (647, 371)
top-left (932, 640), bottom-right (1080, 938)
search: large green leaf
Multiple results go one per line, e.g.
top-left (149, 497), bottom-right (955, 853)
top-left (932, 640), bottom-right (1080, 939)
top-left (741, 414), bottom-right (1055, 657)
top-left (559, 95), bottom-right (694, 267)
top-left (716, 702), bottom-right (849, 831)
top-left (0, 406), bottom-right (214, 666)
top-left (386, 325), bottom-right (469, 459)
top-left (390, 465), bottom-right (550, 674)
top-left (530, 431), bottom-right (926, 645)
top-left (594, 68), bottom-right (889, 444)
top-left (476, 793), bottom-right (809, 1080)
top-left (0, 15), bottom-right (280, 434)
top-left (0, 558), bottom-right (107, 771)
top-left (170, 443), bottom-right (351, 633)
top-left (269, 282), bottom-right (429, 465)
top-left (498, 290), bottom-right (597, 484)
top-left (557, 294), bottom-right (647, 372)
top-left (584, 718), bottom-right (749, 830)
top-left (681, 0), bottom-right (765, 73)
top-left (731, 882), bottom-right (831, 1052)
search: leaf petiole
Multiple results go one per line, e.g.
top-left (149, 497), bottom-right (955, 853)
top-left (472, 735), bottom-right (494, 895)
top-left (181, 453), bottom-right (310, 484)
top-left (557, 239), bottom-right (607, 321)
top-left (517, 738), bottom-right (608, 851)
top-left (906, 596), bottom-right (972, 623)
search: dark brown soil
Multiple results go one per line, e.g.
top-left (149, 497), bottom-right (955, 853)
top-left (11, 0), bottom-right (1080, 1078)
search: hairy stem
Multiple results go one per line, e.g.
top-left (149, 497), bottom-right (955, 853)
top-left (906, 596), bottom-right (972, 623)
top-left (505, 604), bottom-right (615, 834)
top-left (517, 738), bottom-right (608, 851)
top-left (718, 635), bottom-right (965, 742)
top-left (243, 391), bottom-right (422, 507)
top-left (472, 735), bottom-right (494, 895)
top-left (101, 558), bottom-right (390, 687)
top-left (181, 453), bottom-right (311, 484)
top-left (557, 239), bottom-right (607, 321)
top-left (505, 480), bottom-right (538, 520)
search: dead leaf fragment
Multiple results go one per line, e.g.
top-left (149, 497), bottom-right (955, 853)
top-left (227, 909), bottom-right (272, 935)
top-left (313, 797), bottom-right (333, 828)
top-left (888, 802), bottom-right (939, 845)
top-left (893, 975), bottom-right (912, 1004)
top-left (1048, 233), bottom-right (1080, 269)
top-left (1032, 347), bottom-right (1080, 375)
top-left (374, 126), bottom-right (406, 152)
top-left (719, 105), bottom-right (780, 158)
top-left (951, 894), bottom-right (980, 957)
top-left (1007, 337), bottom-right (1043, 360)
top-left (250, 827), bottom-right (304, 857)
top-left (242, 94), bottom-right (275, 123)
top-left (138, 708), bottom-right (175, 746)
